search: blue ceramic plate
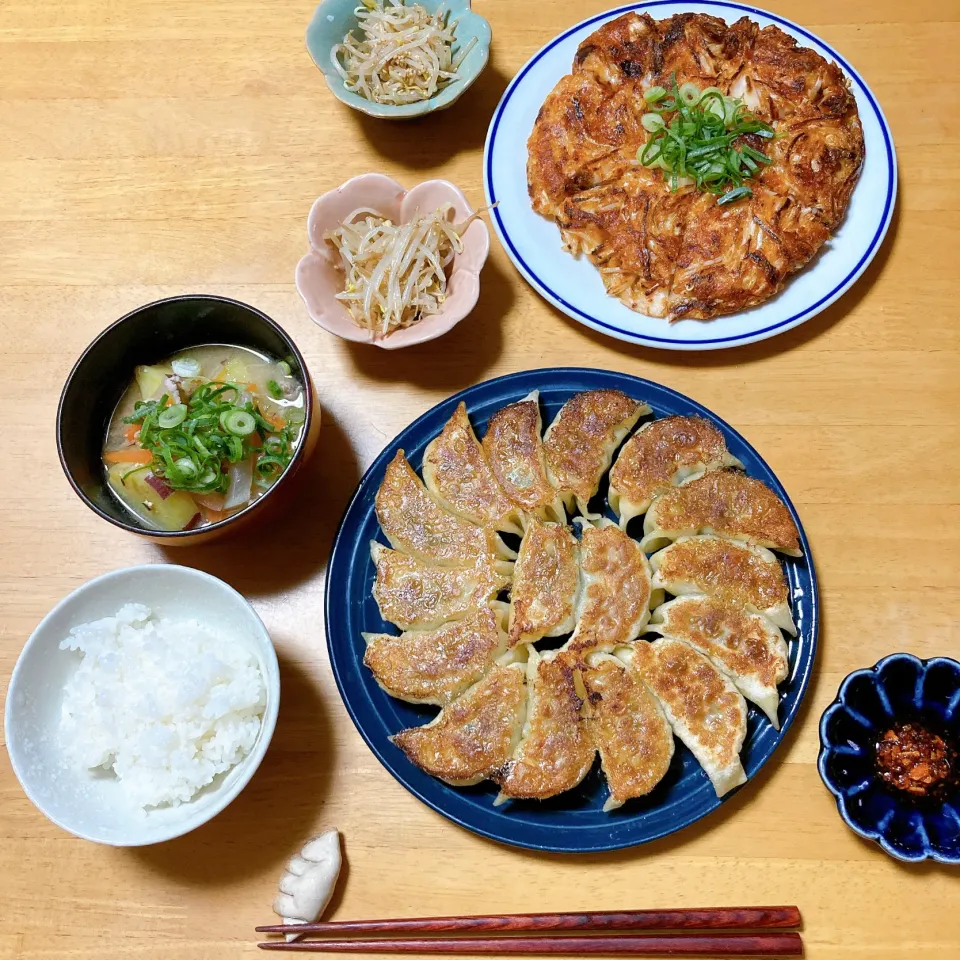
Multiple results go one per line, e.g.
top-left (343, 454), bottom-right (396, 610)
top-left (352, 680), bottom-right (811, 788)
top-left (326, 369), bottom-right (819, 851)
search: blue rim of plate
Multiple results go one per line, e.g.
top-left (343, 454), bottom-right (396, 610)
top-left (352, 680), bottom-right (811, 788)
top-left (483, 1), bottom-right (898, 350)
top-left (325, 369), bottom-right (820, 852)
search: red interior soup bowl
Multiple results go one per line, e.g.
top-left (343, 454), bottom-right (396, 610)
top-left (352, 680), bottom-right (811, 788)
top-left (57, 295), bottom-right (321, 544)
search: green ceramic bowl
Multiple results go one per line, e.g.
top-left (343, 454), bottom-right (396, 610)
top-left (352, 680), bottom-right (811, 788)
top-left (305, 0), bottom-right (491, 119)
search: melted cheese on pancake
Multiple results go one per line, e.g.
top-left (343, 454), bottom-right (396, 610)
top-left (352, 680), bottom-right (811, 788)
top-left (482, 392), bottom-right (565, 523)
top-left (496, 648), bottom-right (595, 801)
top-left (422, 402), bottom-right (523, 535)
top-left (648, 595), bottom-right (788, 727)
top-left (376, 450), bottom-right (514, 567)
top-left (649, 535), bottom-right (795, 635)
top-left (542, 389), bottom-right (648, 514)
top-left (371, 542), bottom-right (511, 631)
top-left (363, 606), bottom-right (509, 706)
top-left (608, 416), bottom-right (741, 527)
top-left (582, 653), bottom-right (674, 810)
top-left (391, 662), bottom-right (527, 785)
top-left (508, 519), bottom-right (580, 646)
top-left (624, 638), bottom-right (747, 797)
top-left (641, 470), bottom-right (801, 556)
top-left (568, 521), bottom-right (652, 654)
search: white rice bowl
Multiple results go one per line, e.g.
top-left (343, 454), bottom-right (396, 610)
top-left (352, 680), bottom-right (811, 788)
top-left (5, 564), bottom-right (280, 845)
top-left (59, 603), bottom-right (266, 809)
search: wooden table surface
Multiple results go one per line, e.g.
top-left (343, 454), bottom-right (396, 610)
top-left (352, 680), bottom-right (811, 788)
top-left (2, 0), bottom-right (958, 957)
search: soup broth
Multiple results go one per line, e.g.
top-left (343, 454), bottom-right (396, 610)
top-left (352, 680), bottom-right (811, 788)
top-left (103, 344), bottom-right (305, 531)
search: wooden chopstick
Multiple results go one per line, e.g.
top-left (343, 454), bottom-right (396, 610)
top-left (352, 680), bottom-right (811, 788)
top-left (257, 932), bottom-right (804, 956)
top-left (257, 906), bottom-right (801, 936)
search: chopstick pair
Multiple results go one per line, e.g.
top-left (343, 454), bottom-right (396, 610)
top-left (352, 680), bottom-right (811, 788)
top-left (257, 907), bottom-right (803, 956)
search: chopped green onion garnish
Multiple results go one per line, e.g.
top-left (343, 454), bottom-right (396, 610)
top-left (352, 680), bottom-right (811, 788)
top-left (718, 185), bottom-right (754, 205)
top-left (221, 409), bottom-right (256, 438)
top-left (637, 74), bottom-right (775, 203)
top-left (158, 404), bottom-right (187, 428)
top-left (119, 372), bottom-right (300, 497)
top-left (172, 457), bottom-right (199, 480)
top-left (641, 112), bottom-right (665, 133)
top-left (278, 360), bottom-right (292, 376)
top-left (256, 455), bottom-right (285, 479)
top-left (267, 379), bottom-right (283, 400)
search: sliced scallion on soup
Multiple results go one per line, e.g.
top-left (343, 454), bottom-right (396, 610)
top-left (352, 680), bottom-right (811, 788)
top-left (102, 344), bottom-right (306, 531)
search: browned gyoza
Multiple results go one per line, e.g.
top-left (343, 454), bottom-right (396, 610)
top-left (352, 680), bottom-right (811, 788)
top-left (370, 393), bottom-right (800, 807)
top-left (527, 12), bottom-right (864, 321)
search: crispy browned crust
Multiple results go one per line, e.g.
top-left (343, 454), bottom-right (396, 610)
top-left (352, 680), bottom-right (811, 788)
top-left (422, 402), bottom-right (520, 533)
top-left (651, 535), bottom-right (789, 616)
top-left (645, 469), bottom-right (801, 555)
top-left (363, 607), bottom-right (507, 706)
top-left (496, 652), bottom-right (595, 800)
top-left (569, 523), bottom-right (652, 654)
top-left (376, 451), bottom-right (508, 567)
top-left (651, 596), bottom-right (788, 692)
top-left (608, 415), bottom-right (735, 519)
top-left (543, 389), bottom-right (647, 507)
top-left (371, 542), bottom-right (510, 631)
top-left (508, 519), bottom-right (579, 645)
top-left (391, 663), bottom-right (527, 784)
top-left (630, 638), bottom-right (746, 791)
top-left (482, 398), bottom-right (561, 519)
top-left (582, 655), bottom-right (674, 805)
top-left (527, 12), bottom-right (864, 321)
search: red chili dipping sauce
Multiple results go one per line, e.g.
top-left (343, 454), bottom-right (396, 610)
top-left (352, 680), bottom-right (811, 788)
top-left (875, 722), bottom-right (956, 799)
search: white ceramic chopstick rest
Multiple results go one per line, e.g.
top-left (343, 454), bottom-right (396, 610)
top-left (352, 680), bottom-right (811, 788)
top-left (272, 829), bottom-right (342, 940)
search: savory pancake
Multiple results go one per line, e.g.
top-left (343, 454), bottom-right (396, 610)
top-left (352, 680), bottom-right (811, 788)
top-left (556, 168), bottom-right (699, 318)
top-left (422, 402), bottom-right (523, 535)
top-left (508, 519), bottom-right (579, 646)
top-left (732, 21), bottom-right (864, 229)
top-left (568, 520), bottom-right (652, 654)
top-left (624, 638), bottom-right (748, 798)
top-left (363, 605), bottom-right (509, 706)
top-left (649, 535), bottom-right (795, 635)
top-left (527, 66), bottom-right (652, 219)
top-left (526, 11), bottom-right (864, 322)
top-left (648, 595), bottom-right (789, 727)
top-left (391, 662), bottom-right (528, 786)
top-left (542, 389), bottom-right (648, 514)
top-left (582, 652), bottom-right (674, 810)
top-left (726, 16), bottom-right (857, 126)
top-left (640, 470), bottom-right (801, 556)
top-left (495, 648), bottom-right (595, 801)
top-left (371, 542), bottom-right (511, 631)
top-left (608, 416), bottom-right (741, 527)
top-left (376, 451), bottom-right (515, 567)
top-left (482, 392), bottom-right (565, 524)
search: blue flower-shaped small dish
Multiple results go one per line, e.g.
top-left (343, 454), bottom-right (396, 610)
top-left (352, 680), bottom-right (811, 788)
top-left (305, 0), bottom-right (491, 120)
top-left (819, 653), bottom-right (960, 864)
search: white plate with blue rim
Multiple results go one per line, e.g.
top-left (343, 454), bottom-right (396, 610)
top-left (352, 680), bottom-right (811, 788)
top-left (483, 1), bottom-right (897, 351)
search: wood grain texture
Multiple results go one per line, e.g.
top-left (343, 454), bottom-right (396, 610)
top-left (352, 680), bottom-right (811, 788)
top-left (256, 933), bottom-right (805, 956)
top-left (0, 2), bottom-right (958, 960)
top-left (256, 907), bottom-right (803, 935)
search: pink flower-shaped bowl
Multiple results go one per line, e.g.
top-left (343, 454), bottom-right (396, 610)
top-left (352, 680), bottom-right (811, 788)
top-left (295, 174), bottom-right (489, 350)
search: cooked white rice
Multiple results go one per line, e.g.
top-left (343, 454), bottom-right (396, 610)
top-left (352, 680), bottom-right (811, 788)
top-left (59, 603), bottom-right (266, 810)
